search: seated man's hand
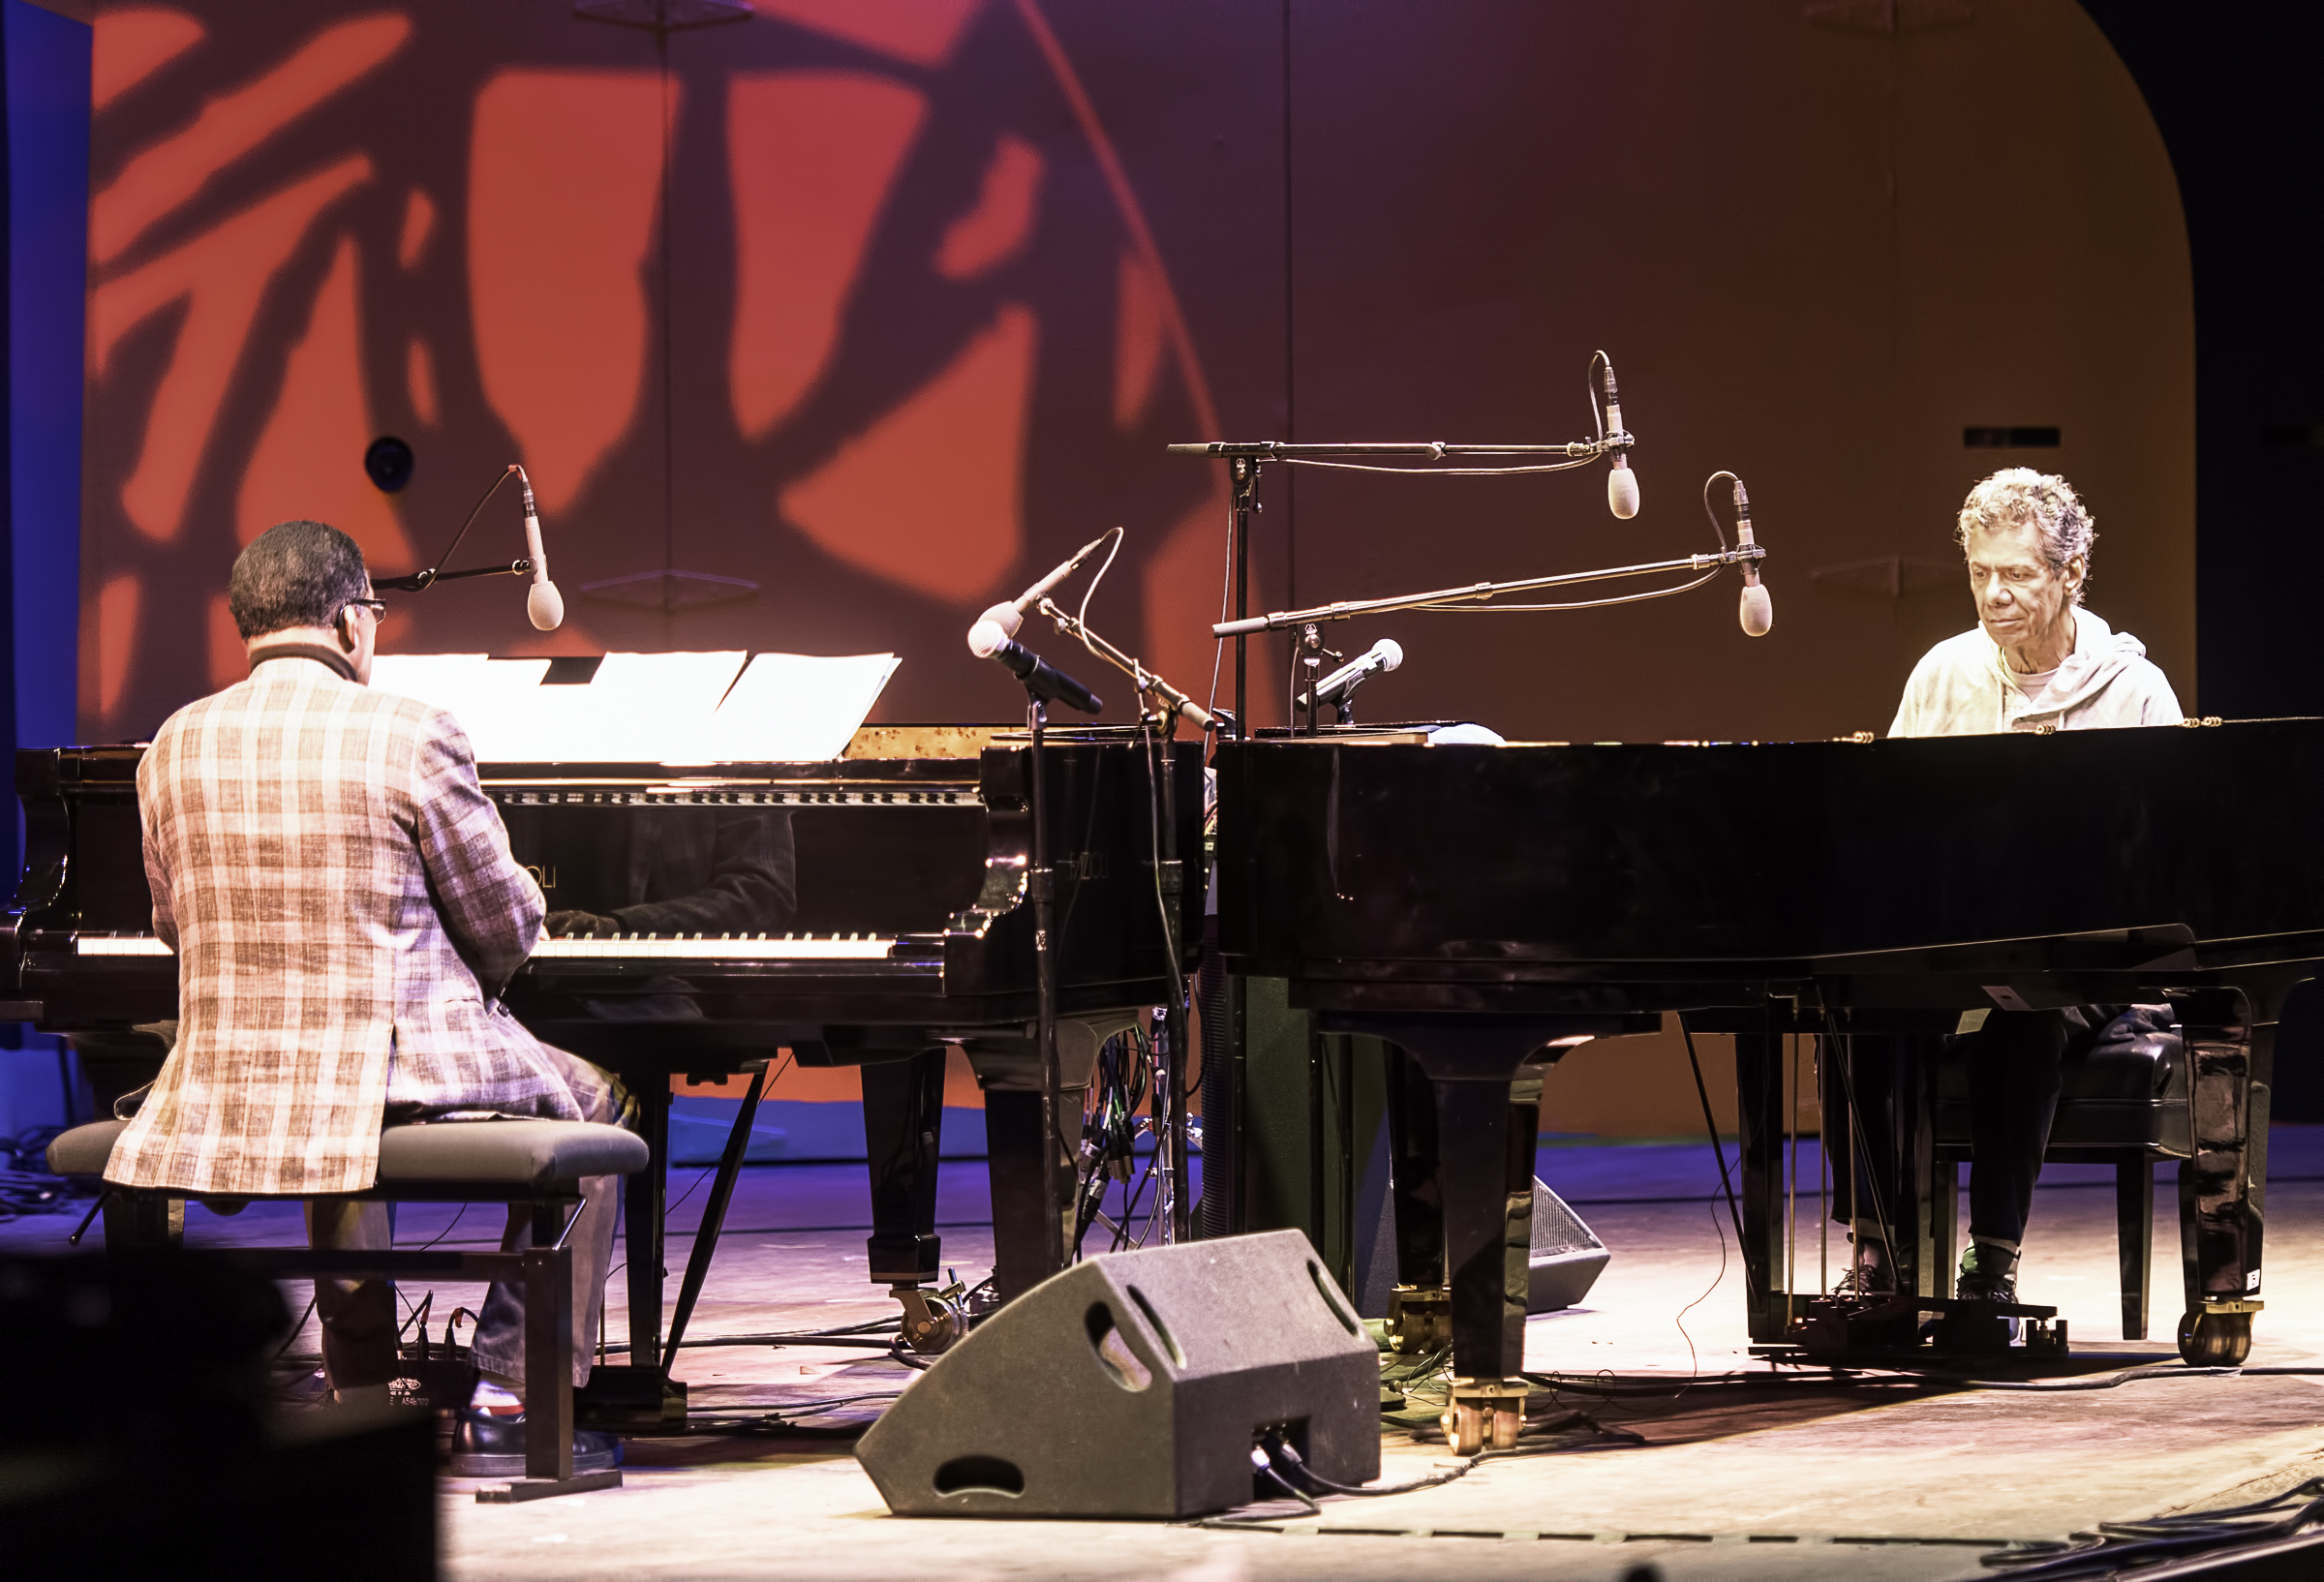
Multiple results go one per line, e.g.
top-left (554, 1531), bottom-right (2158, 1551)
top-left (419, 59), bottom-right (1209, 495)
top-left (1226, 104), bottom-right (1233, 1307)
top-left (544, 909), bottom-right (622, 938)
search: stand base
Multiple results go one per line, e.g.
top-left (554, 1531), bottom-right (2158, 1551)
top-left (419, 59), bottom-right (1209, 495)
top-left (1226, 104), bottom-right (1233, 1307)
top-left (474, 1469), bottom-right (624, 1504)
top-left (574, 1364), bottom-right (688, 1430)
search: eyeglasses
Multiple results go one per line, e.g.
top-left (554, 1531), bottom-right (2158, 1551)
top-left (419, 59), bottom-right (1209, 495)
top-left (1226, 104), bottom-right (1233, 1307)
top-left (347, 597), bottom-right (386, 619)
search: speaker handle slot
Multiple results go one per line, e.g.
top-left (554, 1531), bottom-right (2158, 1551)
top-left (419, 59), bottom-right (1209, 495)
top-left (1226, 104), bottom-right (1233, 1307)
top-left (933, 1454), bottom-right (1024, 1497)
top-left (1308, 1260), bottom-right (1361, 1335)
top-left (1125, 1284), bottom-right (1186, 1367)
top-left (1086, 1302), bottom-right (1153, 1390)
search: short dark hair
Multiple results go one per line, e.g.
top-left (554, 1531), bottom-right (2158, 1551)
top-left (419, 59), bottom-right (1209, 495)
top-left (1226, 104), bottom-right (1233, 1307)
top-left (228, 521), bottom-right (371, 639)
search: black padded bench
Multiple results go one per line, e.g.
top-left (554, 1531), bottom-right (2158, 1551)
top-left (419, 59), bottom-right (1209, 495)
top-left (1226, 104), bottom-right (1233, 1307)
top-left (46, 1116), bottom-right (649, 1501)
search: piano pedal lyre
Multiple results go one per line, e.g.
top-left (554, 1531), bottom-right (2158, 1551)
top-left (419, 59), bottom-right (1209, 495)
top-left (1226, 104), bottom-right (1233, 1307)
top-left (1442, 1378), bottom-right (1528, 1457)
top-left (892, 1279), bottom-right (969, 1355)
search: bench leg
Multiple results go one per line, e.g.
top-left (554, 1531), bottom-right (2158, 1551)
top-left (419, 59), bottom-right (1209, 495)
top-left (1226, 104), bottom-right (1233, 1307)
top-left (2118, 1151), bottom-right (2153, 1341)
top-left (526, 1244), bottom-right (575, 1483)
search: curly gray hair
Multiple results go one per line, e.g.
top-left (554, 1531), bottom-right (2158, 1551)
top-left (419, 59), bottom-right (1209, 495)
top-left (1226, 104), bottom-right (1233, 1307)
top-left (1955, 469), bottom-right (2095, 604)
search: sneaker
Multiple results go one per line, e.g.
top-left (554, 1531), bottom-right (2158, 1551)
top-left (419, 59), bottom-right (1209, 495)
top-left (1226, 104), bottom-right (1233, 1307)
top-left (1956, 1243), bottom-right (2018, 1306)
top-left (448, 1407), bottom-right (624, 1477)
top-left (1832, 1236), bottom-right (1897, 1297)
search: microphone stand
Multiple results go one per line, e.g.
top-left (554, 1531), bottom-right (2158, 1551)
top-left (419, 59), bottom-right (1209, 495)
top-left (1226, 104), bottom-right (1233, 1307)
top-left (1027, 597), bottom-right (1210, 1244)
top-left (1168, 435), bottom-right (1632, 740)
top-left (1023, 690), bottom-right (1067, 1278)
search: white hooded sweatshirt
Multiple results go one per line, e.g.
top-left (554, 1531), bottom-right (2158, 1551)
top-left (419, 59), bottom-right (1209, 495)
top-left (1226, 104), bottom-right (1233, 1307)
top-left (1888, 608), bottom-right (2184, 738)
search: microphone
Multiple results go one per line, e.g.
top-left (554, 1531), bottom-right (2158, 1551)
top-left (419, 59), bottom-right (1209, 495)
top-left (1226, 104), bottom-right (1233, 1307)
top-left (1733, 477), bottom-right (1771, 637)
top-left (1300, 638), bottom-right (1404, 712)
top-left (1602, 358), bottom-right (1638, 520)
top-left (519, 472), bottom-right (563, 630)
top-left (972, 532), bottom-right (1114, 643)
top-left (968, 619), bottom-right (1104, 714)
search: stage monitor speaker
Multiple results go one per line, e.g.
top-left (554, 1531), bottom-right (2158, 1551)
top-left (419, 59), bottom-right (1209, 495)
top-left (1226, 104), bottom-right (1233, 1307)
top-left (855, 1230), bottom-right (1380, 1518)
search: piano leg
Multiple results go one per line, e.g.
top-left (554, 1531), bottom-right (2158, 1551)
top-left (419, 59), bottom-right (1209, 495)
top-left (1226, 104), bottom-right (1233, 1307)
top-left (1731, 1027), bottom-right (1789, 1343)
top-left (625, 1083), bottom-right (670, 1377)
top-left (984, 1089), bottom-right (1054, 1303)
top-left (862, 1047), bottom-right (965, 1354)
top-left (2175, 988), bottom-right (2264, 1365)
top-left (1330, 1016), bottom-right (1574, 1454)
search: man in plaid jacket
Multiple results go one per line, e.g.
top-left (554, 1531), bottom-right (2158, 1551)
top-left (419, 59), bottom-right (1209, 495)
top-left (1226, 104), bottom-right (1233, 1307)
top-left (106, 521), bottom-right (627, 1457)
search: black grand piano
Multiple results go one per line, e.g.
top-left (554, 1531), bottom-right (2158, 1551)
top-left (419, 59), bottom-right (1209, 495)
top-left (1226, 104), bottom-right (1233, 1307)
top-left (1214, 718), bottom-right (2324, 1450)
top-left (3, 723), bottom-right (1204, 1418)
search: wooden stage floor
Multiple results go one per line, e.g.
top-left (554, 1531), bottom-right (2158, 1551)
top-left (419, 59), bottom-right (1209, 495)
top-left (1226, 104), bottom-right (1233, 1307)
top-left (13, 1132), bottom-right (2324, 1578)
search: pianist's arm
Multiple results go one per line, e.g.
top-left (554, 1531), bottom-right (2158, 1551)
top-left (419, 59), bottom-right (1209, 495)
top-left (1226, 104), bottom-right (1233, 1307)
top-left (409, 708), bottom-right (545, 992)
top-left (135, 756), bottom-right (178, 954)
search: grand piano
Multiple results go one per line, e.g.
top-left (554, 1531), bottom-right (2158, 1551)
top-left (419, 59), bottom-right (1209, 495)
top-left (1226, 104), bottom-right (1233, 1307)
top-left (4, 723), bottom-right (1205, 1418)
top-left (1214, 718), bottom-right (2324, 1450)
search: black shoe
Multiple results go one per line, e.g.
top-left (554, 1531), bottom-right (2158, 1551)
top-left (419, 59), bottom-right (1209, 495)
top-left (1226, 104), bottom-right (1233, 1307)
top-left (448, 1408), bottom-right (623, 1477)
top-left (1832, 1236), bottom-right (1897, 1298)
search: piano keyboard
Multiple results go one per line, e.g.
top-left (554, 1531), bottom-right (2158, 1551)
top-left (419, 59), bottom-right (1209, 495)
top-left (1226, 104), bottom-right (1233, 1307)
top-left (531, 933), bottom-right (896, 960)
top-left (75, 933), bottom-right (898, 961)
top-left (77, 936), bottom-right (171, 956)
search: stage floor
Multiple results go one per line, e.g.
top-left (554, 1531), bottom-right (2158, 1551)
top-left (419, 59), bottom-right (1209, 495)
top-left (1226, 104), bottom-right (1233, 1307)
top-left (13, 1133), bottom-right (2324, 1578)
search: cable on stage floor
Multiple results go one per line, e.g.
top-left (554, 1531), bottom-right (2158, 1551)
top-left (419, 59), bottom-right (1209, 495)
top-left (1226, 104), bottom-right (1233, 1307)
top-left (1978, 1476), bottom-right (2324, 1577)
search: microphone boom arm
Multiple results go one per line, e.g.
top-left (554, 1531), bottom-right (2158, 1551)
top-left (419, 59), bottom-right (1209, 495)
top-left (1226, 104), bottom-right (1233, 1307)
top-left (1212, 541), bottom-right (1765, 636)
top-left (372, 559), bottom-right (534, 593)
top-left (1035, 598), bottom-right (1216, 732)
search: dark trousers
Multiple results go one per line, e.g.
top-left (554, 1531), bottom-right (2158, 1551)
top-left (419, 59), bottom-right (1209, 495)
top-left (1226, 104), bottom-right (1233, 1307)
top-left (1826, 1010), bottom-right (2102, 1257)
top-left (1959, 1009), bottom-right (2077, 1250)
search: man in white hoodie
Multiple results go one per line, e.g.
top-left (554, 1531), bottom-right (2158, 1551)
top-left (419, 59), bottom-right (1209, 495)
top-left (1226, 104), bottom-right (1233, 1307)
top-left (1849, 471), bottom-right (2184, 1311)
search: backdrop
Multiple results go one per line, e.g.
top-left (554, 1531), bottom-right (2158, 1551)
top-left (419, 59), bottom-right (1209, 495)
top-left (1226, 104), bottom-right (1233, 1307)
top-left (77, 0), bottom-right (2189, 748)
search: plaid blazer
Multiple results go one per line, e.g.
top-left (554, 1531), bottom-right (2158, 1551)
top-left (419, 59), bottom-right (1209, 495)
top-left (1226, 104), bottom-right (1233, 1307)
top-left (107, 654), bottom-right (598, 1195)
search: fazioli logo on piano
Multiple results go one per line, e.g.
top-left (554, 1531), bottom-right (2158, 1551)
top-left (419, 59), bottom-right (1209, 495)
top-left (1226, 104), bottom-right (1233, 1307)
top-left (525, 865), bottom-right (556, 891)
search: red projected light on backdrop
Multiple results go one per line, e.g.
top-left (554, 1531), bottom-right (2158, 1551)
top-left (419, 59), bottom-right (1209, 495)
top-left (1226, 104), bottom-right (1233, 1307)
top-left (81, 0), bottom-right (1243, 740)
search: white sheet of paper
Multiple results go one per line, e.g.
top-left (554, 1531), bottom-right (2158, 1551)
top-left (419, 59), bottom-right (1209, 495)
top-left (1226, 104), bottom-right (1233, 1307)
top-left (368, 650), bottom-right (896, 763)
top-left (690, 652), bottom-right (902, 762)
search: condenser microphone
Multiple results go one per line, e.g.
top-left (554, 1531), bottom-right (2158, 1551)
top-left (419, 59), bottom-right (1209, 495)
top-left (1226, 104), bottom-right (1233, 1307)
top-left (1302, 637), bottom-right (1404, 711)
top-left (1602, 358), bottom-right (1639, 520)
top-left (519, 472), bottom-right (563, 630)
top-left (967, 619), bottom-right (1104, 715)
top-left (1733, 477), bottom-right (1771, 637)
top-left (972, 532), bottom-right (1115, 642)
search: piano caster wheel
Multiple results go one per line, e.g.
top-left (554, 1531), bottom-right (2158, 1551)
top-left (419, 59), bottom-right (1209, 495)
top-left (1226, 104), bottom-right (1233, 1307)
top-left (1440, 1379), bottom-right (1527, 1457)
top-left (2177, 1309), bottom-right (2253, 1367)
top-left (893, 1283), bottom-right (968, 1355)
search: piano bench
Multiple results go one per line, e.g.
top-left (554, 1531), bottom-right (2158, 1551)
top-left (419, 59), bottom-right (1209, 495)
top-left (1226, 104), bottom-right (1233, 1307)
top-left (44, 1116), bottom-right (649, 1501)
top-left (1931, 1026), bottom-right (2189, 1343)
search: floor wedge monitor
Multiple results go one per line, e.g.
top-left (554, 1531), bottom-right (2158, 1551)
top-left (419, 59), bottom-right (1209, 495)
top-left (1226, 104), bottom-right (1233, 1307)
top-left (855, 1230), bottom-right (1380, 1517)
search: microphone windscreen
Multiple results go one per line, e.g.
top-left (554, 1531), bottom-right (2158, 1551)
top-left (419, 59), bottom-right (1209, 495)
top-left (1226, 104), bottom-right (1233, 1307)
top-left (1739, 582), bottom-right (1772, 637)
top-left (1607, 462), bottom-right (1639, 520)
top-left (966, 618), bottom-right (1011, 658)
top-left (528, 579), bottom-right (565, 631)
top-left (1374, 638), bottom-right (1404, 673)
top-left (978, 601), bottom-right (1024, 638)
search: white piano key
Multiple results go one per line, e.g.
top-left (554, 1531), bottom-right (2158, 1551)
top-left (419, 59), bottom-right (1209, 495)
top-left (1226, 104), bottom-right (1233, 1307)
top-left (76, 936), bottom-right (172, 957)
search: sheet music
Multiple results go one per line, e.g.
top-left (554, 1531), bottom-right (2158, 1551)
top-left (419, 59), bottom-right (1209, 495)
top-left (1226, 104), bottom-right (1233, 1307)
top-left (370, 650), bottom-right (897, 763)
top-left (691, 652), bottom-right (903, 762)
